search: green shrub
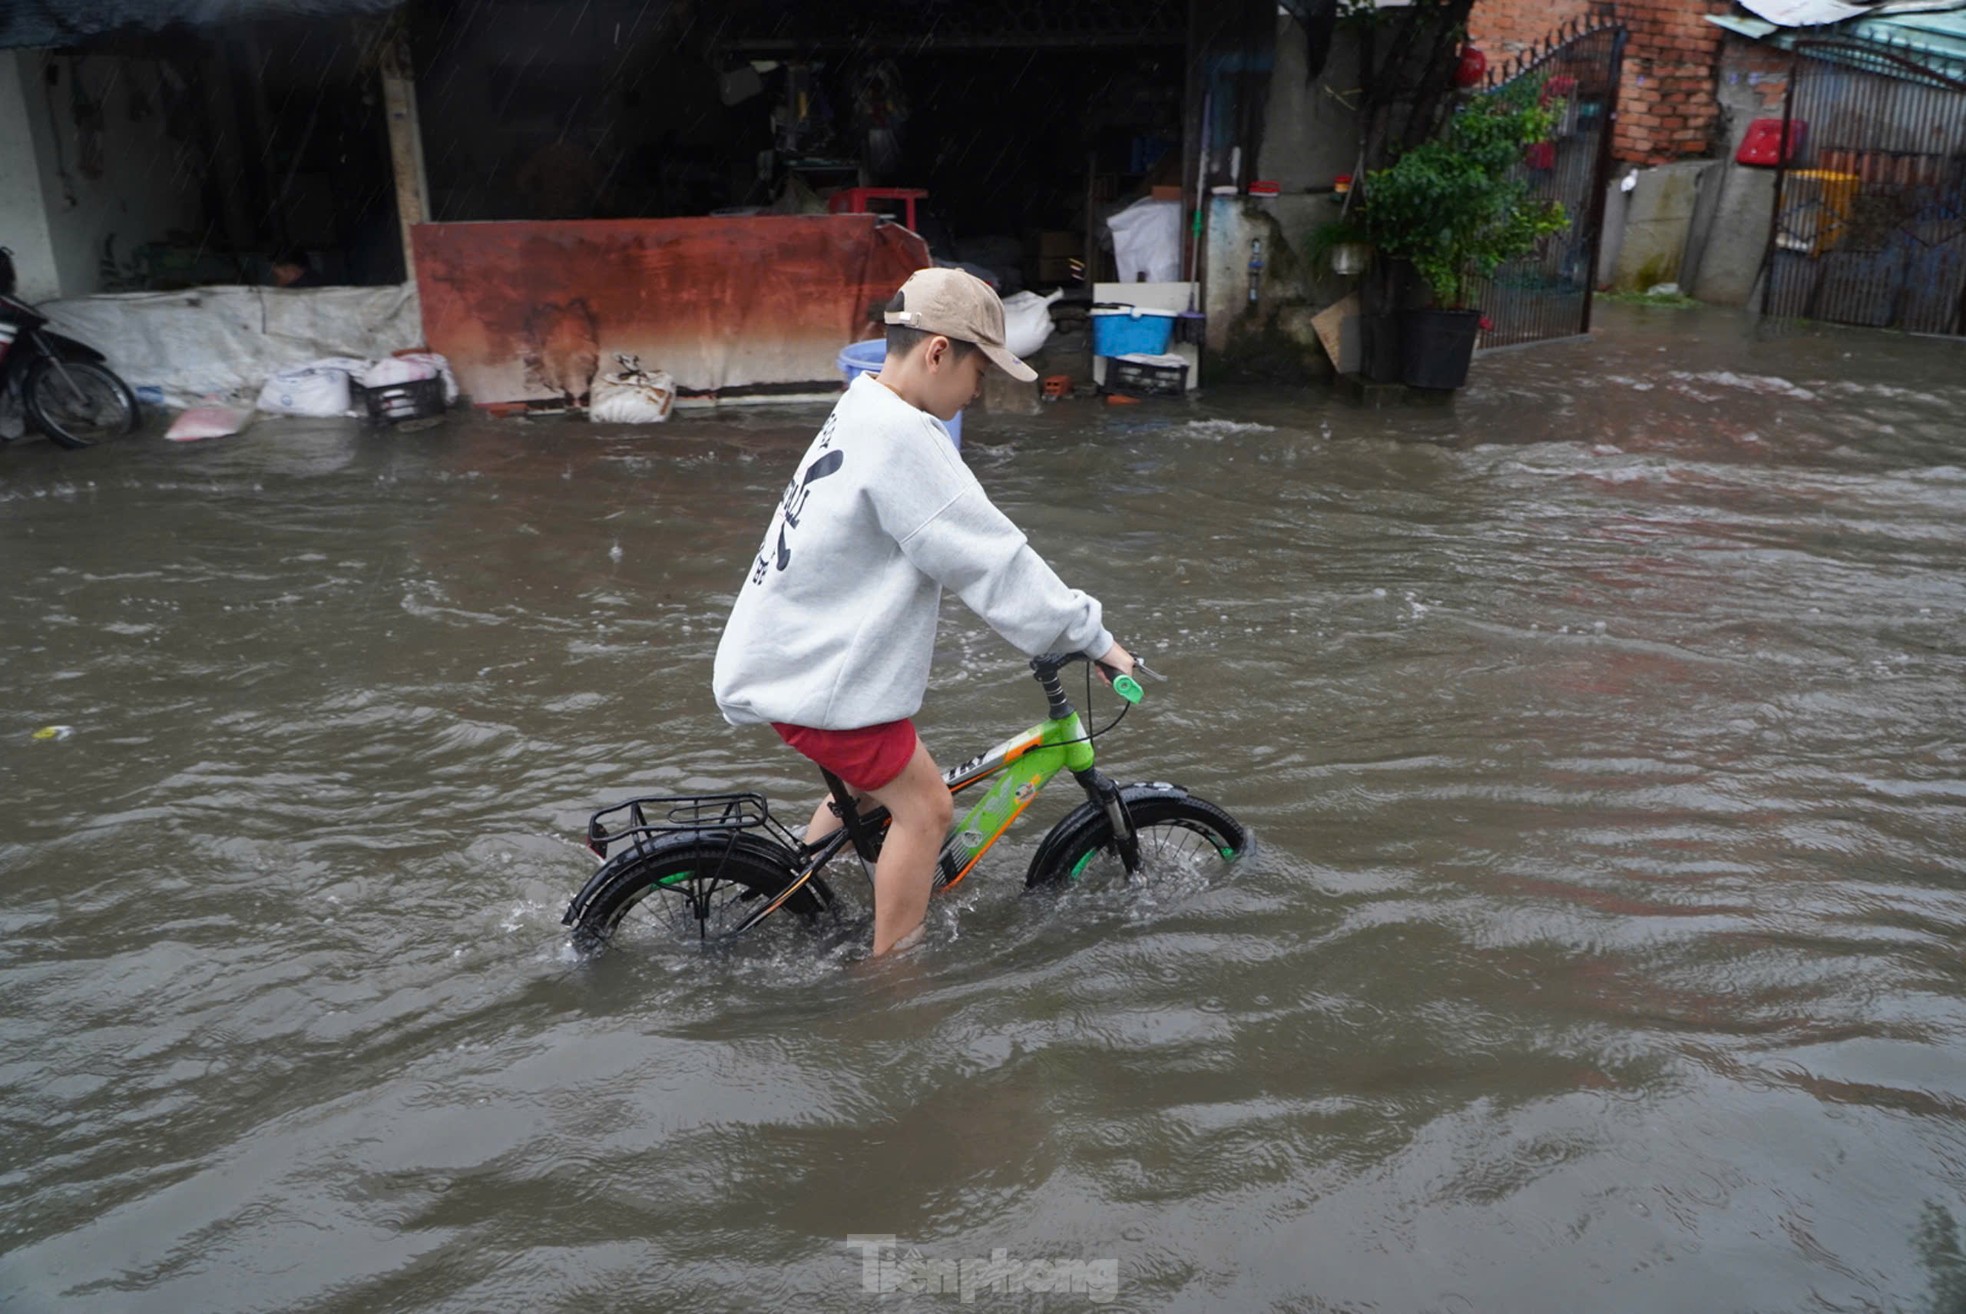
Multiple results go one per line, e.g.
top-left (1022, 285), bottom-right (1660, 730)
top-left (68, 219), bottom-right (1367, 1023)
top-left (1362, 78), bottom-right (1570, 307)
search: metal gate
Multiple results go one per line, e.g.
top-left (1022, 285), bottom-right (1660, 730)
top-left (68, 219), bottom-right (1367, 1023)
top-left (1467, 21), bottom-right (1628, 350)
top-left (1761, 45), bottom-right (1966, 337)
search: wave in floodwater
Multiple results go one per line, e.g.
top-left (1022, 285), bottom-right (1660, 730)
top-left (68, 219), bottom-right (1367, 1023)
top-left (2, 305), bottom-right (1964, 1311)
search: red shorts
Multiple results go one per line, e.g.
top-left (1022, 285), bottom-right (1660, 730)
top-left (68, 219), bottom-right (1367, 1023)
top-left (771, 718), bottom-right (919, 793)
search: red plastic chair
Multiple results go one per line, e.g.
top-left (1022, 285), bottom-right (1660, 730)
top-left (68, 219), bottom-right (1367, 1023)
top-left (827, 187), bottom-right (929, 231)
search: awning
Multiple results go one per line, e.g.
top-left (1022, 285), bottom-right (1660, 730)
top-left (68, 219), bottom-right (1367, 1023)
top-left (0, 0), bottom-right (400, 50)
top-left (1711, 2), bottom-right (1966, 86)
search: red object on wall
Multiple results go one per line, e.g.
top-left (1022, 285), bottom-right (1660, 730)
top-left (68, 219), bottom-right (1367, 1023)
top-left (412, 215), bottom-right (931, 407)
top-left (1525, 141), bottom-right (1557, 171)
top-left (1455, 45), bottom-right (1488, 88)
top-left (1736, 118), bottom-right (1807, 167)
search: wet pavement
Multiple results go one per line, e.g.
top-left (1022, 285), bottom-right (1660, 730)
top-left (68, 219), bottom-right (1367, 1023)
top-left (3, 303), bottom-right (1965, 1310)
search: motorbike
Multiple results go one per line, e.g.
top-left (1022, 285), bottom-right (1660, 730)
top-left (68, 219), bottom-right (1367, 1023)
top-left (0, 246), bottom-right (141, 449)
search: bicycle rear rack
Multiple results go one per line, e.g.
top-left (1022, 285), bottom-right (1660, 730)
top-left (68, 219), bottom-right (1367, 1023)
top-left (585, 792), bottom-right (800, 861)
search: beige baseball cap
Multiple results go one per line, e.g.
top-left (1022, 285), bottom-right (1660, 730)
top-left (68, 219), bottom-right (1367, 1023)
top-left (883, 267), bottom-right (1038, 382)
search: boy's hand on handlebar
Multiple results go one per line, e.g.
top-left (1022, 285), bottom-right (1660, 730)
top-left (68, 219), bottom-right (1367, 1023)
top-left (1094, 641), bottom-right (1135, 682)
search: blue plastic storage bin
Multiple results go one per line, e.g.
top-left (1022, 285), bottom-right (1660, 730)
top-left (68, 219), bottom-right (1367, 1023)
top-left (835, 339), bottom-right (962, 447)
top-left (1091, 307), bottom-right (1177, 358)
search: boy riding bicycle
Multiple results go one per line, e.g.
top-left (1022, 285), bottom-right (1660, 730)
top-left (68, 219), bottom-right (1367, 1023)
top-left (713, 268), bottom-right (1134, 957)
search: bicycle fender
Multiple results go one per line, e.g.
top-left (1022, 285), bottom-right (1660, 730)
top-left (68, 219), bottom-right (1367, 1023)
top-left (1025, 781), bottom-right (1193, 885)
top-left (561, 830), bottom-right (798, 926)
top-left (41, 331), bottom-right (107, 364)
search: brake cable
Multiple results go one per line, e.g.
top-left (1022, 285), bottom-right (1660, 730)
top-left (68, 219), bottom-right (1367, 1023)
top-left (1065, 657), bottom-right (1130, 744)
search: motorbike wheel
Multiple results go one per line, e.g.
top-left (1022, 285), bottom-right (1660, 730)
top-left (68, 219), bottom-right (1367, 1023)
top-left (24, 358), bottom-right (140, 449)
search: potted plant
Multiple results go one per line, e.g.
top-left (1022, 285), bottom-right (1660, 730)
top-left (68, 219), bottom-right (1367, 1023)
top-left (1307, 215), bottom-right (1374, 276)
top-left (1360, 77), bottom-right (1569, 388)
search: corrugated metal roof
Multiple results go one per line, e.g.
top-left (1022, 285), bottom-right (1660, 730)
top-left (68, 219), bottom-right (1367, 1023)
top-left (1, 0), bottom-right (399, 50)
top-left (1713, 2), bottom-right (1966, 86)
top-left (1736, 0), bottom-right (1966, 27)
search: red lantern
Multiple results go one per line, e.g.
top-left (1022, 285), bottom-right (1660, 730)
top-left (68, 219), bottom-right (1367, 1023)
top-left (1455, 44), bottom-right (1487, 88)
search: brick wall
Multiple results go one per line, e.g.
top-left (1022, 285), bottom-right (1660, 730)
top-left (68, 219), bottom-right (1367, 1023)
top-left (1468, 0), bottom-right (1740, 165)
top-left (1717, 34), bottom-right (1792, 126)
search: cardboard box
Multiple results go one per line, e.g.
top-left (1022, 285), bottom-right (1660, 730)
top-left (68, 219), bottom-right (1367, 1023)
top-left (1149, 185), bottom-right (1183, 201)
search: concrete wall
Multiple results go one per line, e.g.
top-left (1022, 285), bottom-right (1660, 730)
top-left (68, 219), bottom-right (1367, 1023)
top-left (0, 53), bottom-right (61, 301)
top-left (1256, 15), bottom-right (1361, 191)
top-left (1589, 36), bottom-right (1787, 303)
top-left (1197, 17), bottom-right (1363, 379)
top-left (1205, 191), bottom-right (1368, 384)
top-left (1603, 159), bottom-right (1714, 290)
top-left (1682, 35), bottom-right (1791, 305)
top-left (16, 49), bottom-right (206, 298)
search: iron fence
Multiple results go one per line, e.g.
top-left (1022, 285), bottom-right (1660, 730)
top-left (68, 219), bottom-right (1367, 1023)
top-left (1467, 21), bottom-right (1627, 350)
top-left (1762, 44), bottom-right (1966, 337)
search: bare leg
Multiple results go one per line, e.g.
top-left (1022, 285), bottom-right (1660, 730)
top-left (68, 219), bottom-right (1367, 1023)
top-left (860, 738), bottom-right (954, 957)
top-left (804, 793), bottom-right (843, 844)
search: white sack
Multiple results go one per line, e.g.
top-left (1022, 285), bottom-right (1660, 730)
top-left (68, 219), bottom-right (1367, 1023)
top-left (1105, 199), bottom-right (1183, 285)
top-left (165, 404), bottom-right (252, 442)
top-left (1001, 289), bottom-right (1063, 359)
top-left (257, 364), bottom-right (352, 417)
top-left (391, 351), bottom-right (459, 403)
top-left (589, 354), bottom-right (676, 424)
top-left (362, 355), bottom-right (439, 388)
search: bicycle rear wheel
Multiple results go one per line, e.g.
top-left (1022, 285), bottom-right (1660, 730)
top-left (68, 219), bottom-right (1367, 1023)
top-left (564, 832), bottom-right (831, 951)
top-left (1027, 784), bottom-right (1245, 888)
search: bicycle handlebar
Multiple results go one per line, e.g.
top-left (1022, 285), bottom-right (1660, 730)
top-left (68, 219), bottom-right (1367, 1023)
top-left (1029, 651), bottom-right (1159, 706)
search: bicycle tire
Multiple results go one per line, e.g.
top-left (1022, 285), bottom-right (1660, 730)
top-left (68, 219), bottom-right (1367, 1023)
top-left (1026, 784), bottom-right (1246, 889)
top-left (564, 832), bottom-right (831, 951)
top-left (24, 358), bottom-right (139, 449)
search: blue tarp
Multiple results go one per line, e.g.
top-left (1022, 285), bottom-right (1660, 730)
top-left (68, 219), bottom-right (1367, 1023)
top-left (1, 0), bottom-right (400, 50)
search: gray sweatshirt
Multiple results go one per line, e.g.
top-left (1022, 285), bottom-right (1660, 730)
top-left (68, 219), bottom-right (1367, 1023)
top-left (713, 374), bottom-right (1113, 730)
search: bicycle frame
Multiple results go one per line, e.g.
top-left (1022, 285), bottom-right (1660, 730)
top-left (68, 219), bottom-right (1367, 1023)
top-left (720, 658), bottom-right (1138, 936)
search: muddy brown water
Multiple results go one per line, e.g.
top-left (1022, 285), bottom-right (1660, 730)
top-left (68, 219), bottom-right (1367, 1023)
top-left (3, 304), bottom-right (1964, 1311)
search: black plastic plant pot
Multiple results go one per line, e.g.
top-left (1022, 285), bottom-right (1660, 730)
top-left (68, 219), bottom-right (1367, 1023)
top-left (1397, 308), bottom-right (1482, 390)
top-left (1359, 312), bottom-right (1404, 383)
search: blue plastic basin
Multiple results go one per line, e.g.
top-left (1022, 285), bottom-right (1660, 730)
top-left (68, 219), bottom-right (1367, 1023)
top-left (836, 339), bottom-right (962, 447)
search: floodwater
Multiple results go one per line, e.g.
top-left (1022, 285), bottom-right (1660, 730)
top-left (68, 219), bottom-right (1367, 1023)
top-left (3, 304), bottom-right (1964, 1311)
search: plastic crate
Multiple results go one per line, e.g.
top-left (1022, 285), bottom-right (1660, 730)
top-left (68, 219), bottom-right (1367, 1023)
top-left (352, 375), bottom-right (446, 426)
top-left (1108, 356), bottom-right (1188, 398)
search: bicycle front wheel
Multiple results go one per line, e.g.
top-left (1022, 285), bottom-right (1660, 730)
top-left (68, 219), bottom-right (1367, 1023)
top-left (1027, 784), bottom-right (1246, 888)
top-left (564, 833), bottom-right (831, 951)
top-left (25, 358), bottom-right (140, 448)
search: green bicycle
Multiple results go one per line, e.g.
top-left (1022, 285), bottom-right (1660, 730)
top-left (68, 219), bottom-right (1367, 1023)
top-left (562, 652), bottom-right (1246, 950)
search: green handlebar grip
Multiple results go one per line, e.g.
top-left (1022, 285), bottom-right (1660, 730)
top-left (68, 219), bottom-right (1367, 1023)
top-left (1112, 674), bottom-right (1143, 705)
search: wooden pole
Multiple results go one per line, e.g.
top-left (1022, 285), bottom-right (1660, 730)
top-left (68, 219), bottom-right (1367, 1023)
top-left (379, 31), bottom-right (429, 285)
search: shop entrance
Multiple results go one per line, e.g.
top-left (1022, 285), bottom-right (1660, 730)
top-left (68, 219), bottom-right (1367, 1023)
top-left (413, 0), bottom-right (1191, 292)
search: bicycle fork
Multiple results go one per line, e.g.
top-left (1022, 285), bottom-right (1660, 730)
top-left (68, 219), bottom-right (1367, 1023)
top-left (1075, 767), bottom-right (1143, 876)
